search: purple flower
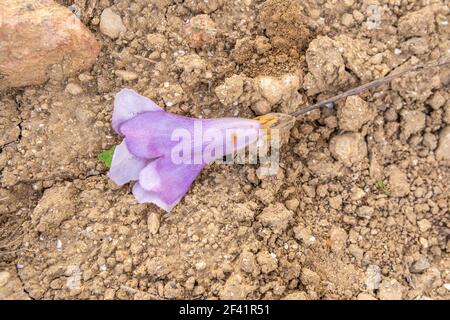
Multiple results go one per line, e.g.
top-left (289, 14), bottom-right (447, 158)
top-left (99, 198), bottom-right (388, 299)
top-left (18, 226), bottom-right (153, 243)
top-left (108, 89), bottom-right (265, 212)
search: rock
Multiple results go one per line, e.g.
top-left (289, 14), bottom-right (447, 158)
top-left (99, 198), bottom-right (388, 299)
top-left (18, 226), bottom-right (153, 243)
top-left (337, 96), bottom-right (374, 132)
top-left (378, 279), bottom-right (404, 300)
top-left (366, 265), bottom-right (381, 291)
top-left (219, 273), bottom-right (254, 300)
top-left (0, 0), bottom-right (100, 91)
top-left (32, 185), bottom-right (76, 235)
top-left (329, 226), bottom-right (348, 253)
top-left (398, 6), bottom-right (436, 37)
top-left (239, 251), bottom-right (258, 275)
top-left (410, 256), bottom-right (430, 273)
top-left (301, 268), bottom-right (321, 287)
top-left (183, 14), bottom-right (217, 49)
top-left (285, 199), bottom-right (299, 211)
top-left (329, 195), bottom-right (342, 210)
top-left (303, 36), bottom-right (352, 95)
top-left (423, 133), bottom-right (437, 150)
top-left (401, 110), bottom-right (426, 140)
top-left (348, 244), bottom-right (364, 261)
top-left (195, 261), bottom-right (207, 271)
top-left (427, 92), bottom-right (446, 110)
top-left (146, 33), bottom-right (167, 51)
top-left (388, 166), bottom-right (410, 197)
top-left (147, 212), bottom-right (160, 235)
top-left (65, 83), bottom-right (83, 95)
top-left (256, 251), bottom-right (278, 274)
top-left (293, 225), bottom-right (315, 247)
top-left (329, 133), bottom-right (367, 167)
top-left (436, 126), bottom-right (450, 160)
top-left (350, 187), bottom-right (366, 201)
top-left (0, 271), bottom-right (10, 287)
top-left (215, 75), bottom-right (244, 106)
top-left (99, 8), bottom-right (126, 39)
top-left (255, 74), bottom-right (301, 106)
top-left (357, 206), bottom-right (374, 219)
top-left (357, 293), bottom-right (377, 300)
top-left (417, 219), bottom-right (432, 233)
top-left (257, 203), bottom-right (294, 234)
top-left (254, 76), bottom-right (283, 106)
top-left (115, 70), bottom-right (138, 81)
top-left (160, 83), bottom-right (186, 107)
top-left (251, 100), bottom-right (272, 116)
top-left (175, 54), bottom-right (207, 73)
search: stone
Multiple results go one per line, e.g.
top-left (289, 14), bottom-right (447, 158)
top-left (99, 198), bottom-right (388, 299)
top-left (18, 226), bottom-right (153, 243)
top-left (99, 8), bottom-right (126, 39)
top-left (285, 199), bottom-right (299, 211)
top-left (0, 0), bottom-right (100, 91)
top-left (329, 195), bottom-right (342, 210)
top-left (366, 265), bottom-right (381, 291)
top-left (329, 226), bottom-right (348, 253)
top-left (436, 126), bottom-right (450, 160)
top-left (401, 110), bottom-right (426, 139)
top-left (357, 206), bottom-right (374, 219)
top-left (423, 133), bottom-right (437, 150)
top-left (257, 203), bottom-right (294, 234)
top-left (398, 7), bottom-right (436, 37)
top-left (147, 212), bottom-right (160, 235)
top-left (65, 83), bottom-right (83, 95)
top-left (175, 54), bottom-right (207, 73)
top-left (256, 251), bottom-right (278, 274)
top-left (410, 256), bottom-right (430, 273)
top-left (183, 14), bottom-right (217, 49)
top-left (239, 251), bottom-right (258, 275)
top-left (338, 96), bottom-right (374, 132)
top-left (378, 279), bottom-right (404, 300)
top-left (417, 219), bottom-right (432, 233)
top-left (329, 133), bottom-right (367, 167)
top-left (303, 36), bottom-right (352, 95)
top-left (388, 166), bottom-right (410, 197)
top-left (350, 187), bottom-right (366, 201)
top-left (115, 70), bottom-right (138, 81)
top-left (251, 100), bottom-right (272, 116)
top-left (293, 225), bottom-right (315, 247)
top-left (301, 268), bottom-right (321, 287)
top-left (219, 273), bottom-right (254, 300)
top-left (0, 271), bottom-right (11, 287)
top-left (255, 74), bottom-right (301, 106)
top-left (427, 92), bottom-right (446, 110)
top-left (215, 75), bottom-right (244, 106)
top-left (146, 33), bottom-right (167, 51)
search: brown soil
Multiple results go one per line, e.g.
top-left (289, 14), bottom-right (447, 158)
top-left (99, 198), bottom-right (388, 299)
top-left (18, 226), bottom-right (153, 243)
top-left (0, 0), bottom-right (449, 300)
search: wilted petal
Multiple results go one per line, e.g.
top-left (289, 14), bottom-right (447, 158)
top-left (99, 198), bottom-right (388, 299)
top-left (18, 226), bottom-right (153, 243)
top-left (108, 141), bottom-right (148, 186)
top-left (135, 156), bottom-right (205, 212)
top-left (112, 88), bottom-right (163, 134)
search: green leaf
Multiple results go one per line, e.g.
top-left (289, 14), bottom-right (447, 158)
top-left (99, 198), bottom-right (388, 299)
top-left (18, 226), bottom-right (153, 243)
top-left (98, 146), bottom-right (116, 168)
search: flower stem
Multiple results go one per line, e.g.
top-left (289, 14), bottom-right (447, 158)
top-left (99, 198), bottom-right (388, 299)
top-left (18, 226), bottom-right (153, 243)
top-left (290, 58), bottom-right (450, 117)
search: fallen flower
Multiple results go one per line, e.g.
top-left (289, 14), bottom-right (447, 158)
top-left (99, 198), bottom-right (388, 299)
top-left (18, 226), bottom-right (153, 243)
top-left (108, 88), bottom-right (267, 212)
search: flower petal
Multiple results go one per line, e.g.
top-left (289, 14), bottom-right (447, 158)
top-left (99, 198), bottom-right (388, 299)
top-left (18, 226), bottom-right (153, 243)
top-left (108, 141), bottom-right (148, 186)
top-left (136, 156), bottom-right (205, 212)
top-left (121, 111), bottom-right (194, 160)
top-left (121, 112), bottom-right (263, 162)
top-left (112, 88), bottom-right (163, 134)
top-left (132, 183), bottom-right (182, 213)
